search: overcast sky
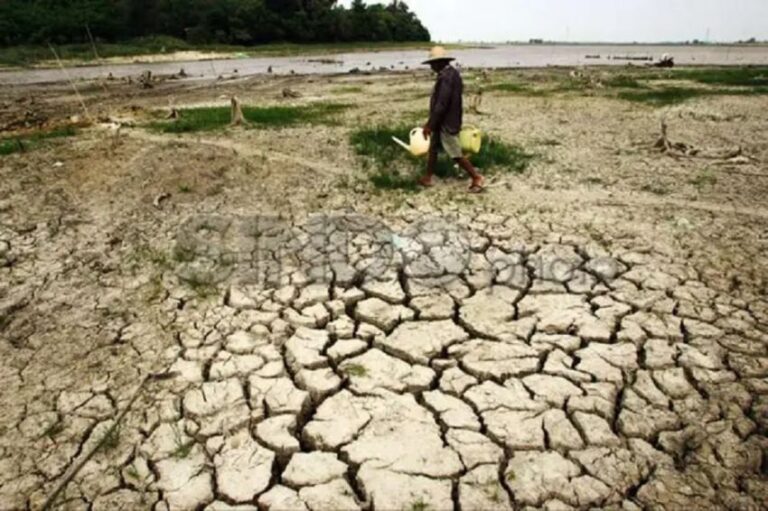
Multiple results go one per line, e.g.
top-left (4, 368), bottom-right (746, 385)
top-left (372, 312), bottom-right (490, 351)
top-left (340, 0), bottom-right (768, 43)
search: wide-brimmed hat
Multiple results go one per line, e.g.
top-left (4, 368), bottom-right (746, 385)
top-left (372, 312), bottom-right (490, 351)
top-left (422, 46), bottom-right (456, 65)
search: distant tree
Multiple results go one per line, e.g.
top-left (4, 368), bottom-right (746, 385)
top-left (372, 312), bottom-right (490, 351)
top-left (0, 0), bottom-right (431, 46)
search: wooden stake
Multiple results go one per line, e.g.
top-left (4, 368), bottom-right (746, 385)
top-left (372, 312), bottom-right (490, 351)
top-left (231, 96), bottom-right (246, 126)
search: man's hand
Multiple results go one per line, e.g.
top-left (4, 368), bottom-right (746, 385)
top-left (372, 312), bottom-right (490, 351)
top-left (422, 125), bottom-right (432, 139)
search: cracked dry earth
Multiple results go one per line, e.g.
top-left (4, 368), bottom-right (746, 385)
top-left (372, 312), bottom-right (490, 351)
top-left (3, 205), bottom-right (768, 511)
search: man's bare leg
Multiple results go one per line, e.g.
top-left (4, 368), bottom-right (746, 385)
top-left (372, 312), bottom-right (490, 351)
top-left (420, 150), bottom-right (438, 187)
top-left (455, 157), bottom-right (485, 190)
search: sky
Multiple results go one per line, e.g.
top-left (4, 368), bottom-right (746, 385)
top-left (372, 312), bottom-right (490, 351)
top-left (340, 0), bottom-right (768, 43)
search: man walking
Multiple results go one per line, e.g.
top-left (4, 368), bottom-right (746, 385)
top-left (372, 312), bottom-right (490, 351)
top-left (421, 46), bottom-right (484, 192)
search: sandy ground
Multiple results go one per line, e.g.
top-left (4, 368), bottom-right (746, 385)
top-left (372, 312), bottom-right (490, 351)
top-left (0, 68), bottom-right (767, 510)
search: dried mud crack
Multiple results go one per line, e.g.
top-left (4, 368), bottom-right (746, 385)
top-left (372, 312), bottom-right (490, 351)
top-left (1, 68), bottom-right (768, 511)
top-left (3, 208), bottom-right (766, 511)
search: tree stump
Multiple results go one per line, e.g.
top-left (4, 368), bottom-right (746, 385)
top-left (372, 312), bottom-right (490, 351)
top-left (139, 71), bottom-right (153, 89)
top-left (231, 97), bottom-right (246, 126)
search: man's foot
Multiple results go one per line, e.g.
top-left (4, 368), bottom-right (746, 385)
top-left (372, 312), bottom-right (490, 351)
top-left (468, 176), bottom-right (485, 193)
top-left (419, 176), bottom-right (435, 187)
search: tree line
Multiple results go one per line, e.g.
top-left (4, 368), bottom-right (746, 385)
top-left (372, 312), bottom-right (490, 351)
top-left (0, 0), bottom-right (431, 46)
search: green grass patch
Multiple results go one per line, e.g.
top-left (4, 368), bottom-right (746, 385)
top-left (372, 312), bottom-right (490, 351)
top-left (0, 126), bottom-right (78, 156)
top-left (487, 82), bottom-right (529, 93)
top-left (487, 82), bottom-right (550, 96)
top-left (618, 85), bottom-right (768, 106)
top-left (671, 67), bottom-right (768, 87)
top-left (350, 124), bottom-right (534, 190)
top-left (603, 75), bottom-right (645, 88)
top-left (150, 103), bottom-right (348, 133)
top-left (618, 87), bottom-right (707, 106)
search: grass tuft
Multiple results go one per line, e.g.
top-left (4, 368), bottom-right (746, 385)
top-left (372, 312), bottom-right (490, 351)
top-left (342, 364), bottom-right (368, 377)
top-left (42, 421), bottom-right (65, 439)
top-left (150, 103), bottom-right (349, 133)
top-left (0, 126), bottom-right (78, 156)
top-left (100, 426), bottom-right (121, 452)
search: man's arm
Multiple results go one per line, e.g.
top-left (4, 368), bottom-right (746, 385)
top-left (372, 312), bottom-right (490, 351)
top-left (425, 75), bottom-right (452, 134)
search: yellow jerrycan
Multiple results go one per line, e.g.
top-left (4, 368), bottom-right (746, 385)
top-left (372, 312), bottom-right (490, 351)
top-left (460, 125), bottom-right (482, 154)
top-left (392, 126), bottom-right (482, 157)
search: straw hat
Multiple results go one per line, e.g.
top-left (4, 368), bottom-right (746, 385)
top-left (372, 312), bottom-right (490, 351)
top-left (422, 46), bottom-right (456, 65)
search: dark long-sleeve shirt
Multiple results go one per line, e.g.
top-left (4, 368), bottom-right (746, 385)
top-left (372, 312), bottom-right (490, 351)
top-left (428, 65), bottom-right (463, 135)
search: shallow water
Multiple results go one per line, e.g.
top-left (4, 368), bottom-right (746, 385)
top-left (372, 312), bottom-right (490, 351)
top-left (1, 44), bottom-right (767, 85)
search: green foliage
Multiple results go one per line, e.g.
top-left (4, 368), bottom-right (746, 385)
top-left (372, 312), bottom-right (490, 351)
top-left (150, 103), bottom-right (349, 133)
top-left (0, 0), bottom-right (430, 49)
top-left (0, 126), bottom-right (77, 156)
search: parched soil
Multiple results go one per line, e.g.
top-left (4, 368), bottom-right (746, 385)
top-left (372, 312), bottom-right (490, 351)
top-left (0, 67), bottom-right (767, 510)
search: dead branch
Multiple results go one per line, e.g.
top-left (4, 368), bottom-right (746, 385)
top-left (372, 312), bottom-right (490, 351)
top-left (654, 118), bottom-right (696, 156)
top-left (153, 192), bottom-right (171, 209)
top-left (469, 89), bottom-right (485, 115)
